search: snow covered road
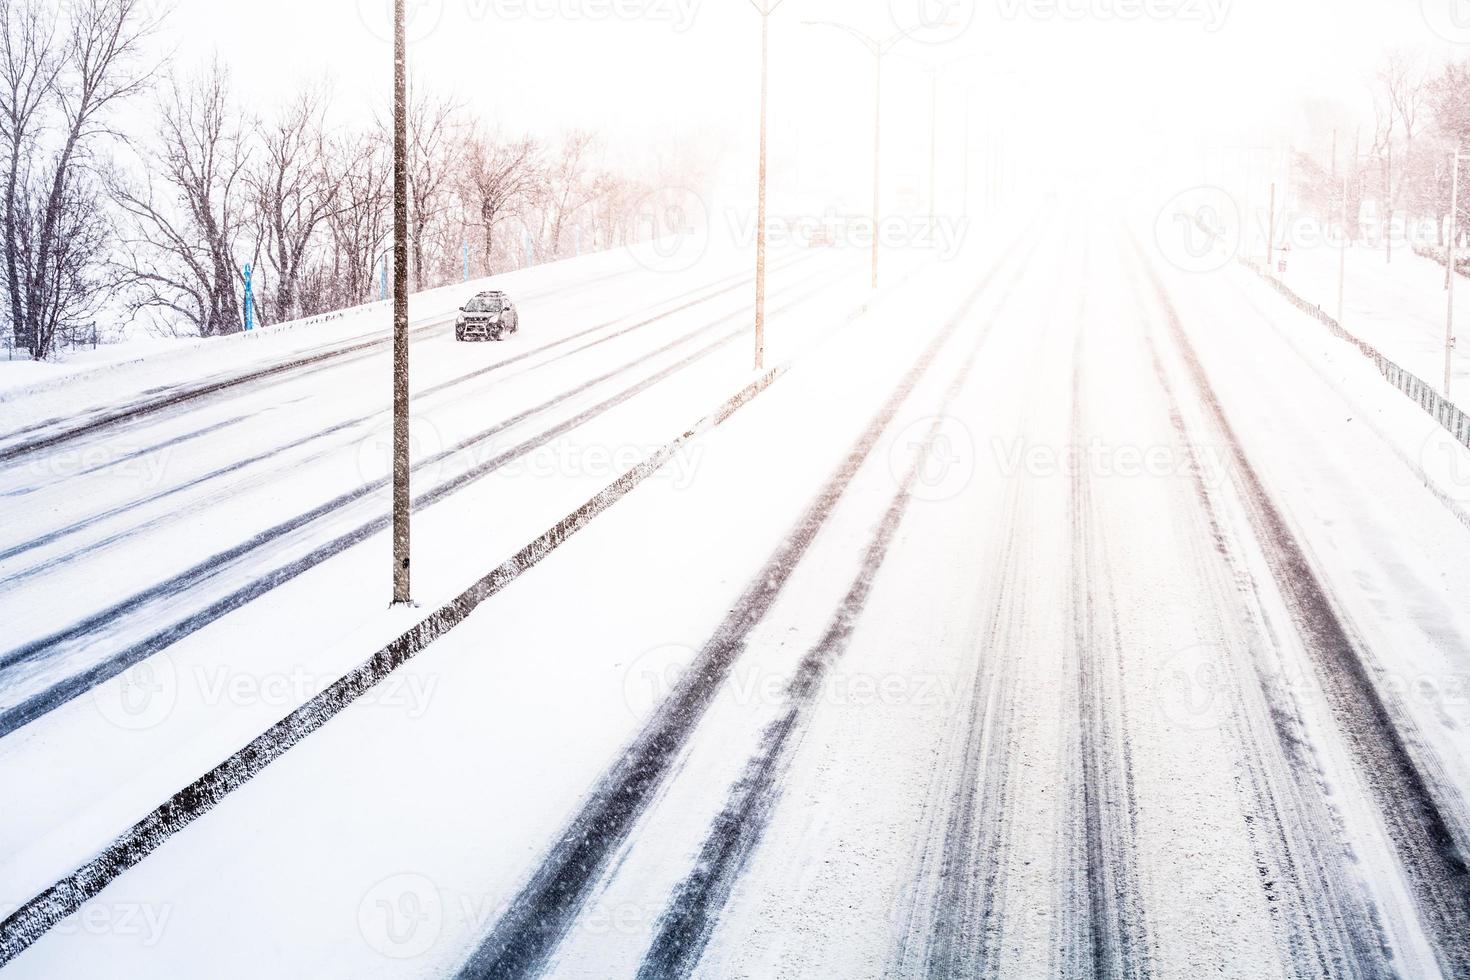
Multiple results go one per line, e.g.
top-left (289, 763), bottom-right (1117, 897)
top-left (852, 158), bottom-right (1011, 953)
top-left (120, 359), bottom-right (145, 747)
top-left (4, 216), bottom-right (1470, 979)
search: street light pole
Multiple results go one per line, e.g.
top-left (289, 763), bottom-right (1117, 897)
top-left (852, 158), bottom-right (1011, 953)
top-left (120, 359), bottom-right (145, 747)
top-left (927, 68), bottom-right (938, 237)
top-left (391, 0), bottom-right (412, 605)
top-left (1337, 171), bottom-right (1347, 324)
top-left (872, 49), bottom-right (882, 289)
top-left (961, 87), bottom-right (971, 219)
top-left (1447, 150), bottom-right (1461, 399)
top-left (750, 0), bottom-right (787, 372)
top-left (804, 21), bottom-right (929, 290)
top-left (1337, 138), bottom-right (1362, 328)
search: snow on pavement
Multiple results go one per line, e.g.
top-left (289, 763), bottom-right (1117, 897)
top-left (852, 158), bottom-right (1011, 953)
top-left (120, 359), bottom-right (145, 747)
top-left (3, 212), bottom-right (1470, 978)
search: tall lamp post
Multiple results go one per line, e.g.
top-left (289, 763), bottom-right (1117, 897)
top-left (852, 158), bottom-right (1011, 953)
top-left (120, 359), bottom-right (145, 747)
top-left (803, 20), bottom-right (927, 289)
top-left (749, 0), bottom-right (788, 372)
top-left (904, 53), bottom-right (977, 238)
top-left (1448, 150), bottom-right (1462, 399)
top-left (1337, 137), bottom-right (1359, 328)
top-left (391, 0), bottom-right (412, 605)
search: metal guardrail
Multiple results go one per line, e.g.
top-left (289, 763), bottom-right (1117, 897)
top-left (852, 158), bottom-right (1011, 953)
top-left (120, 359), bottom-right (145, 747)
top-left (1241, 257), bottom-right (1470, 450)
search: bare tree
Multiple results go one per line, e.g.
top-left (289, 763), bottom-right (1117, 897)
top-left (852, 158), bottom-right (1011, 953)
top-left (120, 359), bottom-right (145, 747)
top-left (1374, 51), bottom-right (1427, 262)
top-left (401, 88), bottom-right (462, 290)
top-left (250, 84), bottom-right (336, 323)
top-left (113, 61), bottom-right (252, 337)
top-left (458, 129), bottom-right (539, 274)
top-left (542, 130), bottom-right (602, 259)
top-left (323, 128), bottom-right (390, 308)
top-left (0, 0), bottom-right (156, 358)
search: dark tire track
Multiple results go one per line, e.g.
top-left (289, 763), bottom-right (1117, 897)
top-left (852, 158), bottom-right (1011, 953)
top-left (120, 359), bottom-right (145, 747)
top-left (1065, 324), bottom-right (1153, 980)
top-left (0, 262), bottom-right (647, 462)
top-left (0, 257), bottom-right (827, 577)
top-left (0, 254), bottom-right (817, 566)
top-left (913, 233), bottom-right (1068, 979)
top-left (630, 241), bottom-right (1038, 980)
top-left (452, 232), bottom-right (1036, 980)
top-left (1137, 247), bottom-right (1470, 979)
top-left (1118, 250), bottom-right (1393, 980)
top-left (0, 270), bottom-right (849, 737)
top-left (0, 335), bottom-right (811, 969)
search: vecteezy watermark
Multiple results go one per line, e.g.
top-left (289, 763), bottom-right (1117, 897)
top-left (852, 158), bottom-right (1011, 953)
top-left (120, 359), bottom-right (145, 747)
top-left (1152, 644), bottom-right (1229, 732)
top-left (26, 443), bottom-right (173, 487)
top-left (356, 415), bottom-right (447, 487)
top-left (357, 0), bottom-right (447, 43)
top-left (626, 187), bottom-right (710, 275)
top-left (0, 900), bottom-right (174, 947)
top-left (995, 0), bottom-right (1229, 30)
top-left (889, 415), bottom-right (976, 503)
top-left (621, 643), bottom-right (698, 721)
top-left (485, 0), bottom-right (701, 31)
top-left (192, 664), bottom-right (439, 719)
top-left (1154, 185), bottom-right (1241, 274)
top-left (1422, 0), bottom-right (1470, 44)
top-left (357, 873), bottom-right (671, 960)
top-left (1420, 426), bottom-right (1470, 492)
top-left (359, 873), bottom-right (444, 960)
top-left (499, 440), bottom-right (705, 490)
top-left (725, 211), bottom-right (971, 262)
top-left (990, 436), bottom-right (1235, 489)
top-left (621, 643), bottom-right (965, 721)
top-left (1153, 644), bottom-right (1470, 733)
top-left (92, 658), bottom-right (179, 730)
top-left (889, 0), bottom-right (978, 43)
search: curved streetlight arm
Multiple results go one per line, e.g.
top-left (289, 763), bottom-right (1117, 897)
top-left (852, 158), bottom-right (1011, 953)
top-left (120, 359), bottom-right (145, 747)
top-left (802, 19), bottom-right (882, 56)
top-left (803, 19), bottom-right (951, 57)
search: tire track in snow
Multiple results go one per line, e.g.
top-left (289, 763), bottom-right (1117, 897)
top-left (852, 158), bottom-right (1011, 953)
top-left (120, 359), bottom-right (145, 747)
top-left (0, 270), bottom-right (849, 737)
top-left (1137, 248), bottom-right (1470, 978)
top-left (0, 413), bottom-right (252, 501)
top-left (452, 231), bottom-right (1039, 980)
top-left (1118, 249), bottom-right (1393, 980)
top-left (0, 261), bottom-right (646, 461)
top-left (883, 229), bottom-right (1069, 978)
top-left (0, 318), bottom-right (821, 968)
top-left (1062, 247), bottom-right (1152, 980)
top-left (628, 242), bottom-right (1040, 980)
top-left (0, 254), bottom-right (816, 566)
top-left (0, 258), bottom-right (829, 580)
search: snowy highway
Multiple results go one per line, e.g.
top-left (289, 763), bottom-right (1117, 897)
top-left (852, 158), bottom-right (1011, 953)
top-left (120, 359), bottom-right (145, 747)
top-left (4, 216), bottom-right (1470, 979)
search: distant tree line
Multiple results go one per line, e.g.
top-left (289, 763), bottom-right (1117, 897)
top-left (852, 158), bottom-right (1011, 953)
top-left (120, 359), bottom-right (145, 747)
top-left (0, 0), bottom-right (709, 359)
top-left (1290, 50), bottom-right (1470, 258)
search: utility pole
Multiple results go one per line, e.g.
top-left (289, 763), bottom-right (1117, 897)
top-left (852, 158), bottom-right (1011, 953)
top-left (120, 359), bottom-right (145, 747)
top-left (872, 50), bottom-right (882, 288)
top-left (1386, 141), bottom-right (1394, 265)
top-left (961, 87), bottom-right (971, 218)
top-left (805, 20), bottom-right (931, 290)
top-left (1338, 170), bottom-right (1348, 325)
top-left (1266, 182), bottom-right (1275, 271)
top-left (1338, 137), bottom-right (1360, 327)
top-left (1448, 150), bottom-right (1461, 399)
top-left (391, 0), bottom-right (412, 606)
top-left (750, 0), bottom-right (786, 371)
top-left (927, 68), bottom-right (938, 236)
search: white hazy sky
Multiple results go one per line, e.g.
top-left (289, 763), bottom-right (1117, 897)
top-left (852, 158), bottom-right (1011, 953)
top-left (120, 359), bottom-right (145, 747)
top-left (153, 0), bottom-right (1456, 207)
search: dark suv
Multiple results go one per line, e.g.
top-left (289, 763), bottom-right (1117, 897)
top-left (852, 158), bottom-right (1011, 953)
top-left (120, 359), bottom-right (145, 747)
top-left (456, 291), bottom-right (520, 341)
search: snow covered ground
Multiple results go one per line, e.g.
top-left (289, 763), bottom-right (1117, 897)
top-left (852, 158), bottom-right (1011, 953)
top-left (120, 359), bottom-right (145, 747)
top-left (1253, 238), bottom-right (1470, 403)
top-left (3, 212), bottom-right (1470, 979)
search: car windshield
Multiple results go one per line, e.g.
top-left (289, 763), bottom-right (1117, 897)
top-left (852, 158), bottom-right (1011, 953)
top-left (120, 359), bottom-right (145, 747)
top-left (464, 296), bottom-right (503, 313)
